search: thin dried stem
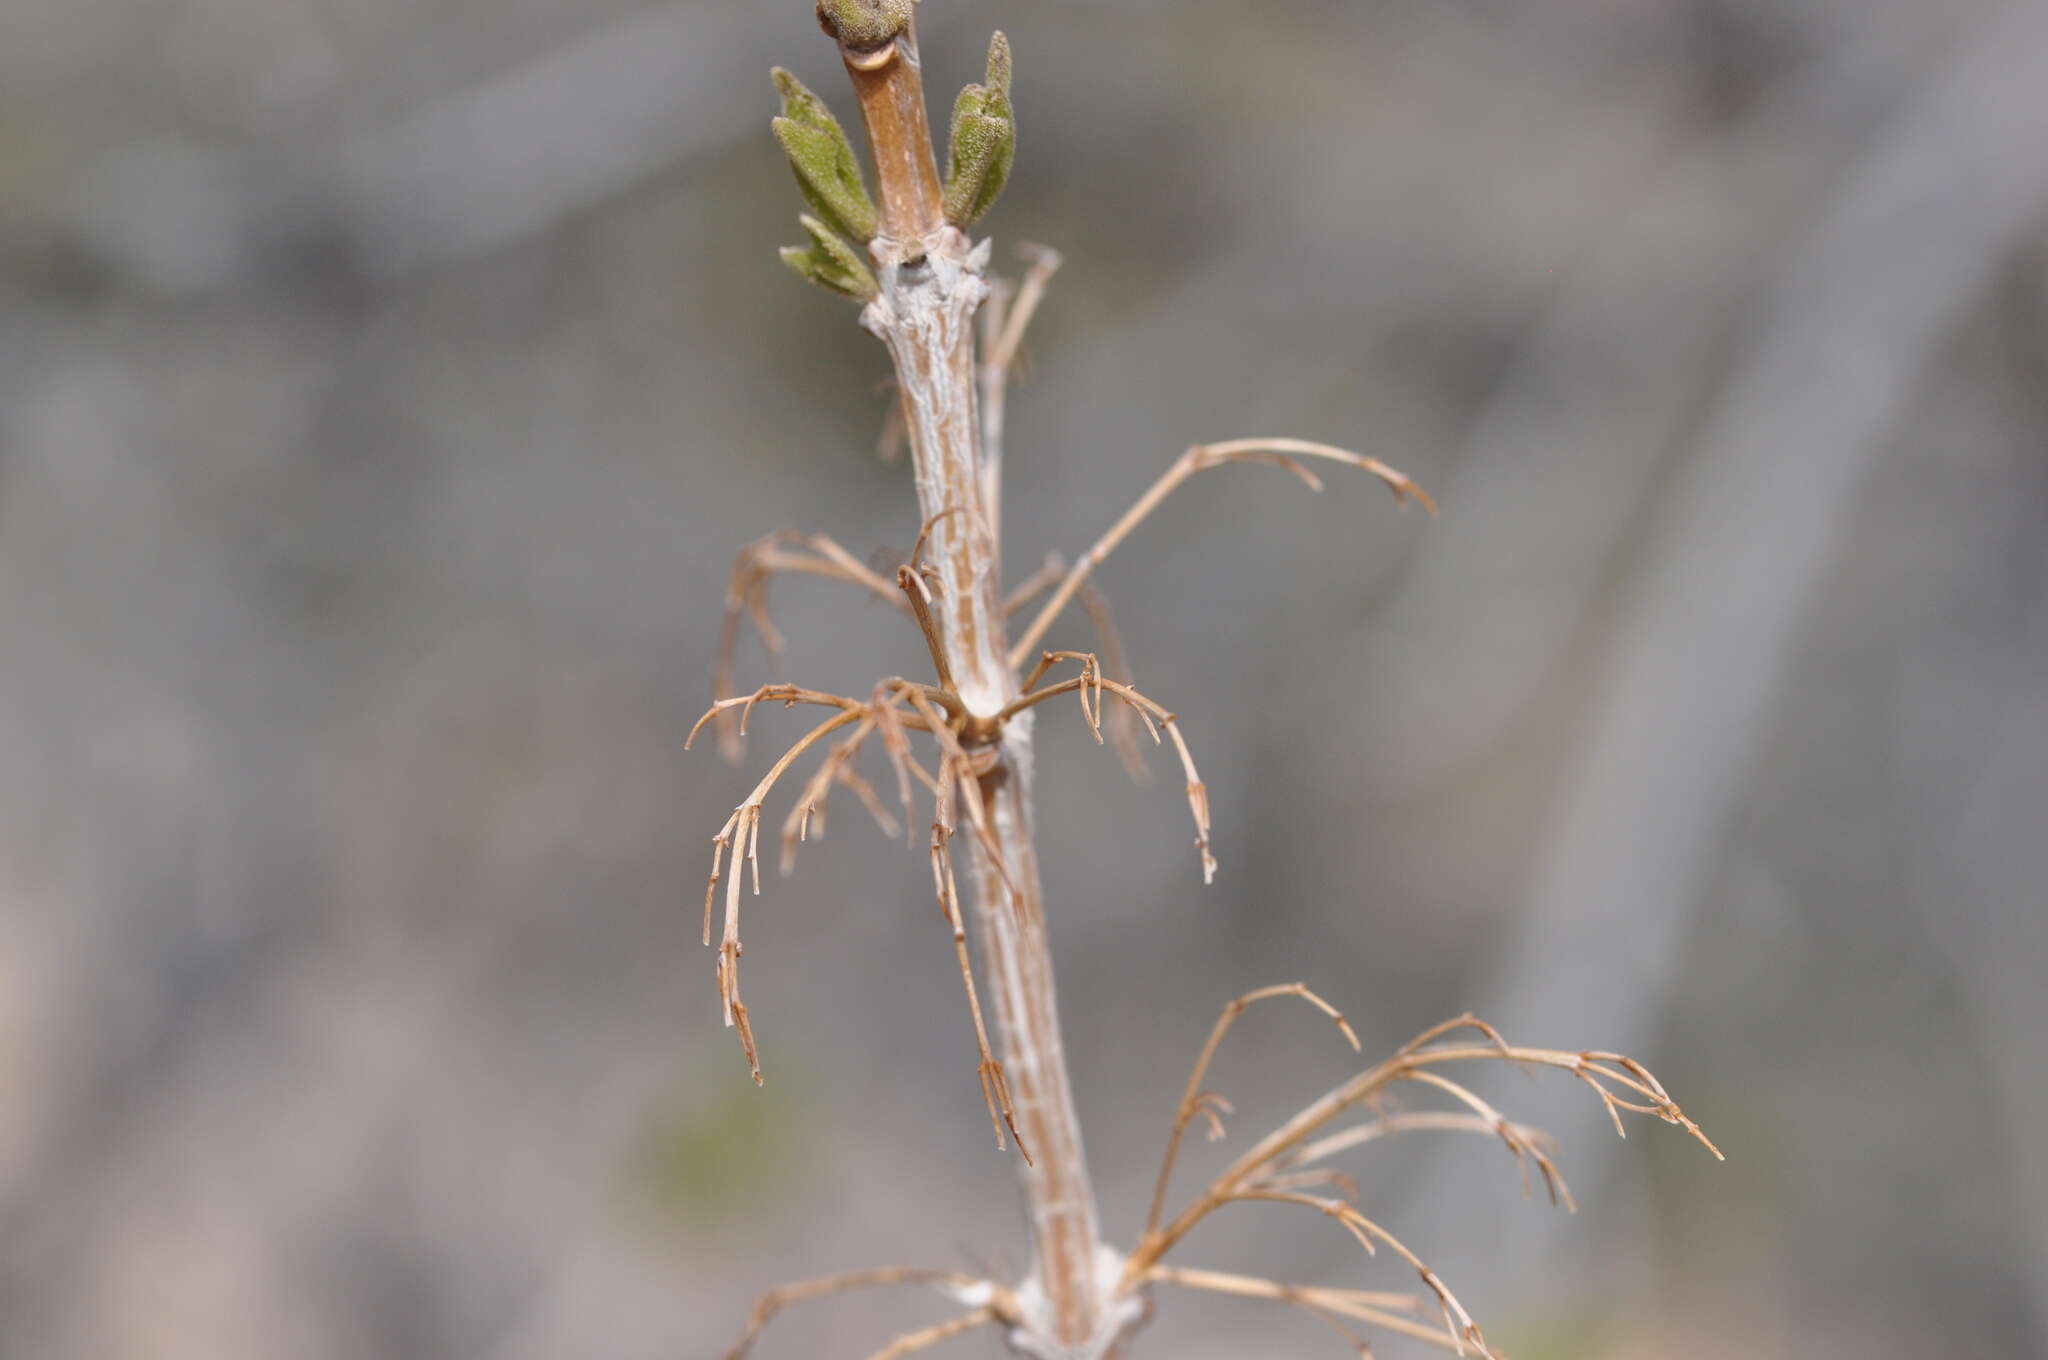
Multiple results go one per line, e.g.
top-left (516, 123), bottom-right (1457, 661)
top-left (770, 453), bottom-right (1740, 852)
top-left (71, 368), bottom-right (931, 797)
top-left (706, 707), bottom-right (869, 1082)
top-left (921, 733), bottom-right (1030, 1162)
top-left (1002, 553), bottom-right (1067, 618)
top-left (743, 681), bottom-right (1019, 1163)
top-left (900, 688), bottom-right (1018, 899)
top-left (1222, 1191), bottom-right (1498, 1357)
top-left (1010, 439), bottom-right (1435, 667)
top-left (980, 245), bottom-right (1062, 553)
top-left (1142, 984), bottom-right (1363, 1243)
top-left (999, 669), bottom-right (1215, 881)
top-left (868, 679), bottom-right (928, 845)
top-left (1255, 1166), bottom-right (1363, 1202)
top-left (877, 380), bottom-right (909, 463)
top-left (1005, 567), bottom-right (1139, 775)
top-left (1147, 1265), bottom-right (1486, 1356)
top-left (713, 533), bottom-right (910, 760)
top-left (1019, 649), bottom-right (1103, 737)
top-left (897, 508), bottom-right (971, 694)
top-left (779, 716), bottom-right (899, 875)
top-left (981, 274), bottom-right (1013, 373)
top-left (1075, 579), bottom-right (1147, 780)
top-left (1397, 1012), bottom-right (1515, 1061)
top-left (1009, 574), bottom-right (1149, 773)
top-left (899, 567), bottom-right (958, 696)
top-left (867, 1306), bottom-right (1001, 1360)
top-left (693, 671), bottom-right (1032, 1139)
top-left (724, 1268), bottom-right (999, 1360)
top-left (908, 507), bottom-right (962, 582)
top-left (833, 757), bottom-right (899, 837)
top-left (1279, 1110), bottom-right (1570, 1211)
top-left (1392, 1069), bottom-right (1574, 1208)
top-left (1130, 1016), bottom-right (1720, 1293)
top-left (1144, 1265), bottom-right (1420, 1317)
top-left (986, 244), bottom-right (1062, 380)
top-left (689, 684), bottom-right (875, 752)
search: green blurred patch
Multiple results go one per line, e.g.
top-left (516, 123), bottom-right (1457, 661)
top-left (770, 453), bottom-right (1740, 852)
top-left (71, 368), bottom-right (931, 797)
top-left (628, 1072), bottom-right (814, 1230)
top-left (1493, 1315), bottom-right (1612, 1360)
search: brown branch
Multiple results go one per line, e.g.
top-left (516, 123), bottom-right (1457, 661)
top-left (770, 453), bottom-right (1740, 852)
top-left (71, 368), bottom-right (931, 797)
top-left (867, 1306), bottom-right (1001, 1360)
top-left (1253, 1166), bottom-right (1363, 1203)
top-left (869, 678), bottom-right (928, 846)
top-left (1145, 1265), bottom-right (1419, 1318)
top-left (1005, 572), bottom-right (1147, 777)
top-left (1002, 553), bottom-right (1068, 619)
top-left (980, 245), bottom-right (1062, 554)
top-left (696, 670), bottom-right (1032, 1124)
top-left (712, 533), bottom-right (910, 760)
top-left (1142, 984), bottom-right (1362, 1243)
top-left (689, 684), bottom-right (875, 752)
top-left (779, 716), bottom-right (899, 875)
top-left (1147, 1265), bottom-right (1483, 1356)
top-left (724, 1268), bottom-right (1011, 1360)
top-left (1391, 1069), bottom-right (1574, 1208)
top-left (1075, 579), bottom-right (1147, 780)
top-left (998, 668), bottom-right (1214, 881)
top-left (1009, 439), bottom-right (1434, 667)
top-left (1018, 650), bottom-right (1104, 739)
top-left (899, 509), bottom-right (968, 694)
top-left (898, 567), bottom-right (957, 696)
top-left (1217, 1191), bottom-right (1498, 1358)
top-left (1129, 1015), bottom-right (1720, 1286)
top-left (985, 244), bottom-right (1062, 380)
top-left (1277, 1111), bottom-right (1572, 1211)
top-left (706, 670), bottom-right (1024, 1161)
top-left (980, 246), bottom-right (1060, 534)
top-left (1397, 1012), bottom-right (1514, 1061)
top-left (835, 14), bottom-right (944, 249)
top-left (920, 731), bottom-right (1029, 1162)
top-left (706, 707), bottom-right (870, 1083)
top-left (899, 689), bottom-right (1018, 900)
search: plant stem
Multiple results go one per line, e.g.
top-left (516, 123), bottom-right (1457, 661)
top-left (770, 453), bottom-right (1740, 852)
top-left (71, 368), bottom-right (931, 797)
top-left (838, 23), bottom-right (945, 248)
top-left (835, 17), bottom-right (1127, 1353)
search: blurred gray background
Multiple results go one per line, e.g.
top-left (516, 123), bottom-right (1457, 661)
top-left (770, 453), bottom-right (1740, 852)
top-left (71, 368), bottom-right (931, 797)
top-left (3, 0), bottom-right (2045, 1356)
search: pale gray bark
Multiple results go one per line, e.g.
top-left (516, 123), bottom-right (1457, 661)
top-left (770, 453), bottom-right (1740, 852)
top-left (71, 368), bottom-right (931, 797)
top-left (865, 228), bottom-right (1134, 1358)
top-left (1393, 0), bottom-right (2048, 1313)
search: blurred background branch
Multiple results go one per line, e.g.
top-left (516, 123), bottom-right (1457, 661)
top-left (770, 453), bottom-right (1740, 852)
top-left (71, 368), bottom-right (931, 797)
top-left (1388, 1), bottom-right (2048, 1330)
top-left (0, 1), bottom-right (2042, 1357)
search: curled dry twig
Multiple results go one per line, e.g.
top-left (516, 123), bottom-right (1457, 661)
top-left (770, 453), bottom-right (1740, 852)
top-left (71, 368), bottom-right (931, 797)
top-left (701, 425), bottom-right (1435, 1111)
top-left (1124, 1003), bottom-right (1720, 1356)
top-left (713, 533), bottom-right (911, 761)
top-left (1142, 984), bottom-right (1362, 1243)
top-left (865, 1307), bottom-right (1001, 1360)
top-left (1009, 438), bottom-right (1436, 667)
top-left (687, 677), bottom-right (1025, 1156)
top-left (999, 657), bottom-right (1216, 881)
top-left (980, 243), bottom-right (1063, 538)
top-left (1146, 1264), bottom-right (1471, 1357)
top-left (724, 1268), bottom-right (1017, 1360)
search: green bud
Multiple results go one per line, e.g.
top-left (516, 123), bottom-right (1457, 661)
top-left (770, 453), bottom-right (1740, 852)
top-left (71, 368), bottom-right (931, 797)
top-left (942, 32), bottom-right (1016, 228)
top-left (780, 214), bottom-right (879, 301)
top-left (815, 0), bottom-right (914, 51)
top-left (771, 67), bottom-right (878, 244)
